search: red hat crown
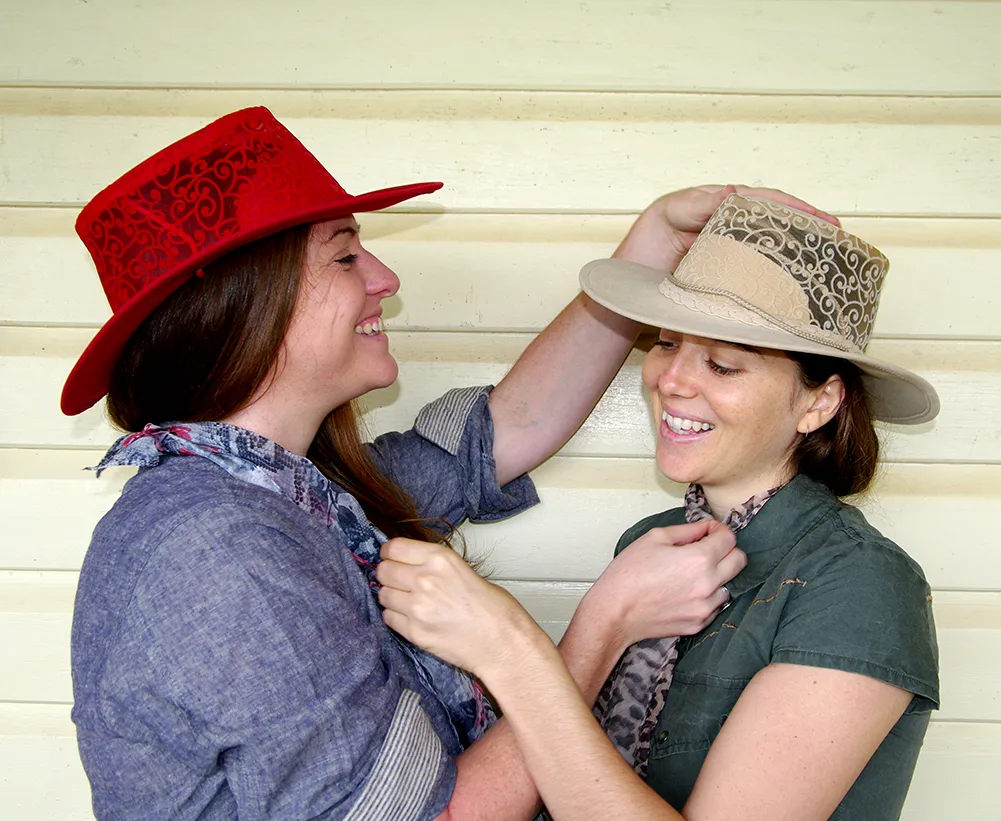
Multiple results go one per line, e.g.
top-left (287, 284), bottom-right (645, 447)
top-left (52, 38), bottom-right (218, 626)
top-left (62, 106), bottom-right (442, 415)
top-left (78, 107), bottom-right (348, 313)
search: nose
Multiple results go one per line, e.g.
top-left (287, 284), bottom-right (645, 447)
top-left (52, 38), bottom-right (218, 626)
top-left (656, 345), bottom-right (699, 398)
top-left (363, 251), bottom-right (400, 298)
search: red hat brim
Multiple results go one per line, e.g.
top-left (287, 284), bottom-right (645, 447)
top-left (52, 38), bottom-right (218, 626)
top-left (60, 180), bottom-right (443, 416)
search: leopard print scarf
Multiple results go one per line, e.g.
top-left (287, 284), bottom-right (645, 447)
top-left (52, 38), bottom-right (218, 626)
top-left (592, 482), bottom-right (783, 777)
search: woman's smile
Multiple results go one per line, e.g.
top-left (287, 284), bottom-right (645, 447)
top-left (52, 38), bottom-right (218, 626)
top-left (643, 331), bottom-right (823, 513)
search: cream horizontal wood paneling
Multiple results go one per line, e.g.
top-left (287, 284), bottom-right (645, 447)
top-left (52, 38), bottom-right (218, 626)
top-left (3, 710), bottom-right (997, 821)
top-left (2, 1), bottom-right (998, 95)
top-left (0, 705), bottom-right (93, 821)
top-left (2, 91), bottom-right (1000, 215)
top-left (2, 328), bottom-right (998, 463)
top-left (3, 208), bottom-right (1000, 339)
top-left (3, 1), bottom-right (998, 817)
top-left (3, 449), bottom-right (999, 591)
top-left (2, 572), bottom-right (998, 722)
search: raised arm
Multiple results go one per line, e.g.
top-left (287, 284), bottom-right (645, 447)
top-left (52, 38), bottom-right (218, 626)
top-left (488, 185), bottom-right (838, 485)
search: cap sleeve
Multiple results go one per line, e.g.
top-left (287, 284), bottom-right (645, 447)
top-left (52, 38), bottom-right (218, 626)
top-left (771, 528), bottom-right (940, 713)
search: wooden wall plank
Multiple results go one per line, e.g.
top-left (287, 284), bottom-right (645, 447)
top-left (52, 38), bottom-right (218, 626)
top-left (2, 573), bottom-right (998, 724)
top-left (2, 94), bottom-right (999, 215)
top-left (3, 209), bottom-right (1000, 340)
top-left (0, 705), bottom-right (93, 821)
top-left (3, 450), bottom-right (998, 592)
top-left (2, 1), bottom-right (998, 95)
top-left (2, 328), bottom-right (997, 464)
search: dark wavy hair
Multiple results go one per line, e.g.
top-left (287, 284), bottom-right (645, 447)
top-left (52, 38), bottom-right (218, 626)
top-left (107, 223), bottom-right (450, 545)
top-left (787, 352), bottom-right (880, 497)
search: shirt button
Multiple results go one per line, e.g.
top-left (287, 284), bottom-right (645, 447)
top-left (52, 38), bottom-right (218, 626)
top-left (656, 730), bottom-right (669, 744)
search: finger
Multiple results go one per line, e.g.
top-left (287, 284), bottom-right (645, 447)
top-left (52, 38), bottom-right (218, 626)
top-left (677, 184), bottom-right (738, 230)
top-left (382, 606), bottom-right (412, 638)
top-left (375, 559), bottom-right (414, 592)
top-left (715, 546), bottom-right (748, 584)
top-left (380, 537), bottom-right (441, 566)
top-left (694, 523), bottom-right (738, 563)
top-left (377, 583), bottom-right (411, 613)
top-left (730, 185), bottom-right (841, 227)
top-left (649, 519), bottom-right (715, 547)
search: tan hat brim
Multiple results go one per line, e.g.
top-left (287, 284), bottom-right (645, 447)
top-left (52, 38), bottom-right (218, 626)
top-left (580, 258), bottom-right (940, 425)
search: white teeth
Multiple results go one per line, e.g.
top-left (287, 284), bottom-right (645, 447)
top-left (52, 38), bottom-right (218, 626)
top-left (662, 411), bottom-right (715, 434)
top-left (354, 318), bottom-right (384, 335)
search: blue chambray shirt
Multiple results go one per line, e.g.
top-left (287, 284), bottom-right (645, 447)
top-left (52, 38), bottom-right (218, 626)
top-left (71, 387), bottom-right (538, 820)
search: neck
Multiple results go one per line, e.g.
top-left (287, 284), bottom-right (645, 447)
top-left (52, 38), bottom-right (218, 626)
top-left (222, 394), bottom-right (325, 456)
top-left (701, 469), bottom-right (795, 519)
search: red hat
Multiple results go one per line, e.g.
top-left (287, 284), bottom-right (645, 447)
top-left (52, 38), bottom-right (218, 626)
top-left (61, 106), bottom-right (443, 416)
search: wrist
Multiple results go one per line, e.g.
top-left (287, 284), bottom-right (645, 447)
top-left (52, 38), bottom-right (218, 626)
top-left (558, 592), bottom-right (630, 704)
top-left (475, 607), bottom-right (556, 690)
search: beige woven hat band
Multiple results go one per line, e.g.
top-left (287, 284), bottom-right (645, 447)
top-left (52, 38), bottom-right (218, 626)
top-left (659, 233), bottom-right (864, 355)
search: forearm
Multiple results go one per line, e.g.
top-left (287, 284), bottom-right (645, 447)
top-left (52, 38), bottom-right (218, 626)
top-left (443, 604), bottom-right (628, 819)
top-left (485, 631), bottom-right (683, 821)
top-left (489, 292), bottom-right (641, 485)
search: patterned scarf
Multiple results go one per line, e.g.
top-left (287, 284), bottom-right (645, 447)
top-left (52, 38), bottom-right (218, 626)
top-left (593, 482), bottom-right (783, 777)
top-left (95, 422), bottom-right (496, 751)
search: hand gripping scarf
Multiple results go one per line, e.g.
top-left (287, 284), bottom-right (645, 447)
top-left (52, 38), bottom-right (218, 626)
top-left (592, 482), bottom-right (783, 777)
top-left (96, 422), bottom-right (495, 751)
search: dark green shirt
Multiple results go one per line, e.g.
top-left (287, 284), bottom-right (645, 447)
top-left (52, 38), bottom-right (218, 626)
top-left (615, 475), bottom-right (939, 820)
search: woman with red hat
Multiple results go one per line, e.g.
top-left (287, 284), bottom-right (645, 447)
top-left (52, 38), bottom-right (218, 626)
top-left (66, 106), bottom-right (828, 820)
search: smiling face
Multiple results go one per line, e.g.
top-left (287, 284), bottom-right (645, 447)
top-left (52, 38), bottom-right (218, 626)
top-left (279, 216), bottom-right (401, 414)
top-left (642, 331), bottom-right (841, 514)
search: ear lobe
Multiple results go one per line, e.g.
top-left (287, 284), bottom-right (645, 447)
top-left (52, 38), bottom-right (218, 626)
top-left (797, 376), bottom-right (846, 435)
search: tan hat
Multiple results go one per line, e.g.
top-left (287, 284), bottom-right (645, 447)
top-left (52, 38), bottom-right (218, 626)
top-left (580, 194), bottom-right (939, 424)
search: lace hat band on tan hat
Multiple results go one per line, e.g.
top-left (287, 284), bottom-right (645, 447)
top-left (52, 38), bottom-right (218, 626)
top-left (579, 194), bottom-right (939, 424)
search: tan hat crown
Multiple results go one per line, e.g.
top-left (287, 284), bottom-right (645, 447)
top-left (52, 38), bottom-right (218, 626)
top-left (666, 195), bottom-right (889, 354)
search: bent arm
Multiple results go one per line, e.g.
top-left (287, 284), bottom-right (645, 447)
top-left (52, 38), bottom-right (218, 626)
top-left (487, 185), bottom-right (837, 486)
top-left (488, 292), bottom-right (640, 486)
top-left (466, 656), bottom-right (910, 821)
top-left (379, 524), bottom-right (742, 820)
top-left (434, 608), bottom-right (631, 821)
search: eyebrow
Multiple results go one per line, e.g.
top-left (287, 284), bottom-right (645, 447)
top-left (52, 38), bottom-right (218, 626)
top-left (329, 224), bottom-right (360, 240)
top-left (714, 339), bottom-right (761, 355)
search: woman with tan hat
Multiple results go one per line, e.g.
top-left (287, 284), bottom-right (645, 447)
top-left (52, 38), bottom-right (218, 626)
top-left (379, 195), bottom-right (940, 820)
top-left (66, 106), bottom-right (835, 819)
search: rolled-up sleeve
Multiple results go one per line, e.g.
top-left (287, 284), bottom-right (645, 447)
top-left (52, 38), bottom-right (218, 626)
top-left (368, 386), bottom-right (539, 528)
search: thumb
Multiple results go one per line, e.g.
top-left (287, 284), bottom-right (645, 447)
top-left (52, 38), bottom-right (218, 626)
top-left (696, 522), bottom-right (738, 562)
top-left (681, 184), bottom-right (736, 231)
top-left (650, 519), bottom-right (715, 547)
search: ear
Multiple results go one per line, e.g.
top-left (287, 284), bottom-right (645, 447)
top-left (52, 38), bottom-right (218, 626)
top-left (796, 375), bottom-right (846, 435)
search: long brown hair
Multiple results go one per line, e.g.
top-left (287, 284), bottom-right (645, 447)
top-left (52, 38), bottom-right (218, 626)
top-left (787, 352), bottom-right (880, 498)
top-left (107, 223), bottom-right (449, 545)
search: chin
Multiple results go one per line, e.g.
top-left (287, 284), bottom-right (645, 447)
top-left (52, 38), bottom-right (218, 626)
top-left (655, 451), bottom-right (704, 488)
top-left (366, 361), bottom-right (399, 392)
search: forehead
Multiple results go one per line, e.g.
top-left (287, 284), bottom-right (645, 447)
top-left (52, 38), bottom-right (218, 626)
top-left (311, 216), bottom-right (360, 242)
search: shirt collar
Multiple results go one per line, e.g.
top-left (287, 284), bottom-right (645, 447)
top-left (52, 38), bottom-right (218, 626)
top-left (724, 474), bottom-right (840, 598)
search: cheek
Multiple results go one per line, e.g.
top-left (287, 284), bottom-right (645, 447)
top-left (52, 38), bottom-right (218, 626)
top-left (641, 355), bottom-right (662, 393)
